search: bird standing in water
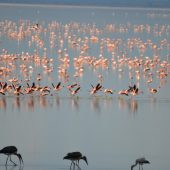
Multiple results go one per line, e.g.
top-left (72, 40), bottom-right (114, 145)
top-left (131, 157), bottom-right (150, 170)
top-left (0, 146), bottom-right (24, 166)
top-left (63, 152), bottom-right (88, 169)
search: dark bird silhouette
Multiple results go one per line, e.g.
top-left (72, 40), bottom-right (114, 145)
top-left (0, 146), bottom-right (24, 166)
top-left (131, 157), bottom-right (150, 170)
top-left (63, 152), bottom-right (88, 169)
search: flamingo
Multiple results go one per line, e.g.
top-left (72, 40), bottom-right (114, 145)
top-left (149, 88), bottom-right (158, 94)
top-left (52, 82), bottom-right (63, 92)
top-left (118, 90), bottom-right (129, 96)
top-left (0, 82), bottom-right (7, 95)
top-left (12, 85), bottom-right (24, 96)
top-left (70, 86), bottom-right (81, 95)
top-left (104, 89), bottom-right (114, 94)
top-left (90, 83), bottom-right (103, 95)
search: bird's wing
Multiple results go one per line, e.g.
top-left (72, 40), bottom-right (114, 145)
top-left (91, 84), bottom-right (94, 88)
top-left (96, 83), bottom-right (100, 89)
top-left (12, 84), bottom-right (16, 90)
top-left (67, 152), bottom-right (82, 157)
top-left (27, 83), bottom-right (30, 87)
top-left (136, 157), bottom-right (146, 163)
top-left (52, 83), bottom-right (55, 88)
top-left (32, 82), bottom-right (35, 88)
top-left (56, 82), bottom-right (61, 88)
top-left (0, 146), bottom-right (17, 154)
top-left (17, 86), bottom-right (22, 92)
top-left (75, 87), bottom-right (80, 93)
top-left (3, 82), bottom-right (7, 89)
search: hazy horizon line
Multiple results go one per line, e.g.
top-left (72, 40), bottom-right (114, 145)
top-left (0, 2), bottom-right (170, 10)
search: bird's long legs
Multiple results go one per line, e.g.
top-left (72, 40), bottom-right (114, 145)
top-left (138, 164), bottom-right (144, 170)
top-left (70, 161), bottom-right (75, 170)
top-left (70, 162), bottom-right (72, 170)
top-left (5, 155), bottom-right (9, 165)
top-left (10, 155), bottom-right (17, 166)
top-left (5, 155), bottom-right (17, 166)
top-left (139, 164), bottom-right (143, 170)
top-left (70, 161), bottom-right (80, 170)
top-left (75, 160), bottom-right (81, 169)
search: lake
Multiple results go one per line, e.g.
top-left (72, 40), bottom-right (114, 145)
top-left (0, 3), bottom-right (170, 170)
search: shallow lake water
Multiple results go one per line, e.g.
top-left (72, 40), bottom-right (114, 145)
top-left (0, 4), bottom-right (170, 170)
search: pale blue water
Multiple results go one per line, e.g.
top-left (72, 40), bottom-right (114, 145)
top-left (0, 4), bottom-right (170, 170)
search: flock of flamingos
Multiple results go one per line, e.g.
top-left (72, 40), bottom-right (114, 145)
top-left (0, 19), bottom-right (169, 98)
top-left (0, 11), bottom-right (169, 170)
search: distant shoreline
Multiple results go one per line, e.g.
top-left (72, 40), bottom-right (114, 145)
top-left (0, 2), bottom-right (170, 10)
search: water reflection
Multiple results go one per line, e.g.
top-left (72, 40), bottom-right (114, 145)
top-left (70, 166), bottom-right (81, 170)
top-left (0, 95), bottom-right (141, 114)
top-left (3, 95), bottom-right (170, 115)
top-left (13, 97), bottom-right (21, 111)
top-left (0, 96), bottom-right (70, 112)
top-left (27, 96), bottom-right (35, 111)
top-left (0, 166), bottom-right (23, 170)
top-left (0, 97), bottom-right (6, 110)
top-left (118, 97), bottom-right (138, 114)
top-left (90, 97), bottom-right (101, 113)
top-left (70, 97), bottom-right (79, 111)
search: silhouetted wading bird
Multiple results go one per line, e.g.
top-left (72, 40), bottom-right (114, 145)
top-left (0, 146), bottom-right (23, 166)
top-left (63, 152), bottom-right (88, 169)
top-left (131, 157), bottom-right (150, 170)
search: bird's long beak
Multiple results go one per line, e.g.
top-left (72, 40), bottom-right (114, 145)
top-left (17, 153), bottom-right (24, 165)
top-left (20, 155), bottom-right (24, 164)
top-left (83, 156), bottom-right (88, 165)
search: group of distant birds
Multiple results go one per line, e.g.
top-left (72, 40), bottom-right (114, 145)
top-left (0, 80), bottom-right (158, 97)
top-left (0, 146), bottom-right (150, 170)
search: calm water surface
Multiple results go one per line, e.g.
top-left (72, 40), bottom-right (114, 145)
top-left (0, 4), bottom-right (170, 170)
